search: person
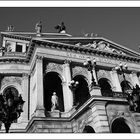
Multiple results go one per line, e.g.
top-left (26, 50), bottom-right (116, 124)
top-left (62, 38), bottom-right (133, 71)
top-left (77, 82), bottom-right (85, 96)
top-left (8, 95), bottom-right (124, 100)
top-left (35, 21), bottom-right (42, 34)
top-left (51, 92), bottom-right (59, 111)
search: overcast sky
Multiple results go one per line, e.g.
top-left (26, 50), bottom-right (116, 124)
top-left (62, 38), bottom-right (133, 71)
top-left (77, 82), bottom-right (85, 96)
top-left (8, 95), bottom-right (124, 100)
top-left (0, 7), bottom-right (140, 52)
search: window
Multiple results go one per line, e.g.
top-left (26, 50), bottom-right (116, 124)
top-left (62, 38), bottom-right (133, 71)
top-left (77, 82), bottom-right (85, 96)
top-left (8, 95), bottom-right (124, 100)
top-left (16, 44), bottom-right (22, 52)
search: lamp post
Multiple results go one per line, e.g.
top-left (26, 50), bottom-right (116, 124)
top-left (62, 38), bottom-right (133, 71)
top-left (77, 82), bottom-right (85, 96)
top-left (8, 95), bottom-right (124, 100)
top-left (83, 58), bottom-right (97, 86)
top-left (68, 80), bottom-right (79, 105)
top-left (115, 62), bottom-right (128, 94)
top-left (0, 90), bottom-right (25, 133)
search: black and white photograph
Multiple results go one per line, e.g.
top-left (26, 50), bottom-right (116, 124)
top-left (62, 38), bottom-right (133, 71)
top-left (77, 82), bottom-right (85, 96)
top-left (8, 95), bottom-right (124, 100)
top-left (0, 2), bottom-right (140, 138)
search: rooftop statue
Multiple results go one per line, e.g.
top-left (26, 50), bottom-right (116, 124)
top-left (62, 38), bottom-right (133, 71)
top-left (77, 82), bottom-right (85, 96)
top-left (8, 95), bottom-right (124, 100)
top-left (35, 21), bottom-right (42, 36)
top-left (55, 22), bottom-right (66, 33)
top-left (7, 25), bottom-right (14, 32)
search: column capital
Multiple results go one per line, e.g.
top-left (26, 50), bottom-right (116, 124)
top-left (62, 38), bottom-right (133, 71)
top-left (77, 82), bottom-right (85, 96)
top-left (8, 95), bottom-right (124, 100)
top-left (64, 59), bottom-right (71, 64)
top-left (22, 73), bottom-right (30, 78)
top-left (111, 68), bottom-right (118, 73)
top-left (36, 55), bottom-right (43, 62)
top-left (131, 71), bottom-right (138, 75)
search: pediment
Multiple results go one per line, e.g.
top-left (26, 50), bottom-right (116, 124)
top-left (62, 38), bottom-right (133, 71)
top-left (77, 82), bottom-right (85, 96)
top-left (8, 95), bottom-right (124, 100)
top-left (48, 37), bottom-right (140, 58)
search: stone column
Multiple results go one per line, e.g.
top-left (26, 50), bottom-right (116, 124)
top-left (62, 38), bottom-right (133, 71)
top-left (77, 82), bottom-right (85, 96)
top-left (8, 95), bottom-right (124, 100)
top-left (62, 60), bottom-right (73, 112)
top-left (110, 69), bottom-right (122, 92)
top-left (130, 71), bottom-right (140, 87)
top-left (34, 55), bottom-right (45, 117)
top-left (90, 101), bottom-right (110, 133)
top-left (20, 73), bottom-right (29, 122)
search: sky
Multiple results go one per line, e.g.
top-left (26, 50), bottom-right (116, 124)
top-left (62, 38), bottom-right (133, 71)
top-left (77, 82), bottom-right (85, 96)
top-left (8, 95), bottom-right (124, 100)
top-left (0, 7), bottom-right (140, 52)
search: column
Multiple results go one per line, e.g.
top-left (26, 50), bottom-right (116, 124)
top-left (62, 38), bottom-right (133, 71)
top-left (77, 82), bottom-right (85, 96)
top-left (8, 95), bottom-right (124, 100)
top-left (130, 71), bottom-right (140, 87)
top-left (20, 73), bottom-right (29, 122)
top-left (62, 60), bottom-right (73, 112)
top-left (110, 69), bottom-right (122, 92)
top-left (34, 55), bottom-right (45, 117)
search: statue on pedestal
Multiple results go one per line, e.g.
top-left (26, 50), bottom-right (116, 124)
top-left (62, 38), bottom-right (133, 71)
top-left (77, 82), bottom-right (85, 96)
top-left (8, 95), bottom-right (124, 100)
top-left (35, 21), bottom-right (42, 35)
top-left (55, 22), bottom-right (66, 33)
top-left (51, 92), bottom-right (59, 111)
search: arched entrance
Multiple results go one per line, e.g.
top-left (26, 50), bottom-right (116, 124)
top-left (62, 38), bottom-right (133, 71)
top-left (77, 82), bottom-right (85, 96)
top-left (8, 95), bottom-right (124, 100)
top-left (111, 118), bottom-right (131, 133)
top-left (73, 75), bottom-right (90, 107)
top-left (98, 78), bottom-right (113, 97)
top-left (44, 72), bottom-right (64, 112)
top-left (83, 125), bottom-right (95, 133)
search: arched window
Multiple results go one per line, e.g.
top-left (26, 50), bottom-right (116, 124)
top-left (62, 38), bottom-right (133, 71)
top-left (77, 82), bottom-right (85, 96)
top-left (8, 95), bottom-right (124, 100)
top-left (3, 87), bottom-right (19, 99)
top-left (44, 72), bottom-right (64, 112)
top-left (121, 80), bottom-right (132, 93)
top-left (98, 78), bottom-right (113, 97)
top-left (3, 87), bottom-right (19, 123)
top-left (73, 75), bottom-right (90, 107)
top-left (83, 125), bottom-right (95, 133)
top-left (111, 118), bottom-right (131, 133)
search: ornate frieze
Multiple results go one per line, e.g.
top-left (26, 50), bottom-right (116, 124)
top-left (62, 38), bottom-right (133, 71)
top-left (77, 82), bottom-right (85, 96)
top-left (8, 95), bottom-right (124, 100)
top-left (72, 66), bottom-right (89, 79)
top-left (1, 76), bottom-right (22, 88)
top-left (97, 70), bottom-right (111, 81)
top-left (45, 62), bottom-right (63, 75)
top-left (75, 40), bottom-right (126, 55)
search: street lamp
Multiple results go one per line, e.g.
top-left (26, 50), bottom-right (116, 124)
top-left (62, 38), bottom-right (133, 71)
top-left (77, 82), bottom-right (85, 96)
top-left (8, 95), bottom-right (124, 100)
top-left (68, 80), bottom-right (79, 106)
top-left (115, 62), bottom-right (128, 94)
top-left (83, 58), bottom-right (97, 86)
top-left (68, 80), bottom-right (79, 91)
top-left (0, 90), bottom-right (25, 133)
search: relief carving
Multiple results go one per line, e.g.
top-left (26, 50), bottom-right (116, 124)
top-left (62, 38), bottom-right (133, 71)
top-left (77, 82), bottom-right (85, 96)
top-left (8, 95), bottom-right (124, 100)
top-left (1, 76), bottom-right (22, 88)
top-left (72, 66), bottom-right (89, 79)
top-left (97, 69), bottom-right (111, 81)
top-left (45, 62), bottom-right (63, 75)
top-left (75, 40), bottom-right (126, 55)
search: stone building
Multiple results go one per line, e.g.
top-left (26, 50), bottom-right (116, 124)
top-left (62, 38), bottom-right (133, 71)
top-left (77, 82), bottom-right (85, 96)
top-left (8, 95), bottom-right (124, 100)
top-left (0, 24), bottom-right (140, 133)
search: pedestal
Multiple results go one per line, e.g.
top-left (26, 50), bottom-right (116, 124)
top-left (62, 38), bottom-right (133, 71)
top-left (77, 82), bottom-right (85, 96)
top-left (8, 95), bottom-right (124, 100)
top-left (90, 85), bottom-right (101, 96)
top-left (50, 110), bottom-right (60, 118)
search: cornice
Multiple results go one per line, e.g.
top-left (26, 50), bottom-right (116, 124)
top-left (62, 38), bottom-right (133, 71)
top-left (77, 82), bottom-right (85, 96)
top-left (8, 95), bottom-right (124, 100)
top-left (31, 39), bottom-right (140, 64)
top-left (1, 32), bottom-right (31, 41)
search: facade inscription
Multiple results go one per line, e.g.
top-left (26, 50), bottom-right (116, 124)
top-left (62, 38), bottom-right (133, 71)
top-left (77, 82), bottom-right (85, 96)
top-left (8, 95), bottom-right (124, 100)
top-left (66, 52), bottom-right (120, 65)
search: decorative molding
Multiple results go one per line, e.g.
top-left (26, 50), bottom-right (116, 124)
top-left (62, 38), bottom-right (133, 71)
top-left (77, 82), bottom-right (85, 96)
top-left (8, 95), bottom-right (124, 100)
top-left (36, 55), bottom-right (43, 62)
top-left (97, 69), bottom-right (111, 81)
top-left (64, 59), bottom-right (71, 64)
top-left (1, 76), bottom-right (22, 88)
top-left (72, 66), bottom-right (89, 80)
top-left (45, 62), bottom-right (63, 75)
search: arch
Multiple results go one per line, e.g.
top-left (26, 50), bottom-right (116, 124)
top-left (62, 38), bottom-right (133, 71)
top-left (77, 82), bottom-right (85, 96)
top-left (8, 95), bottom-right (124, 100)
top-left (1, 83), bottom-right (23, 96)
top-left (44, 72), bottom-right (64, 112)
top-left (121, 80), bottom-right (132, 93)
top-left (73, 75), bottom-right (90, 107)
top-left (98, 78), bottom-right (113, 97)
top-left (83, 125), bottom-right (95, 133)
top-left (111, 117), bottom-right (132, 133)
